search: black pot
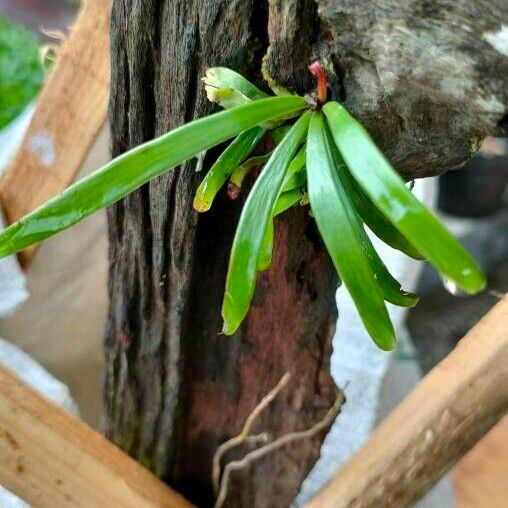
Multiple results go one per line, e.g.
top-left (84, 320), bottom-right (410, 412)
top-left (438, 154), bottom-right (508, 218)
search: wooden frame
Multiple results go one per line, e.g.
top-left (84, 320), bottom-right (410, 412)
top-left (0, 0), bottom-right (111, 267)
top-left (306, 296), bottom-right (508, 507)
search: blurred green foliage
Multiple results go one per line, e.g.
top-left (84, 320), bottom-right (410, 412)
top-left (0, 17), bottom-right (43, 130)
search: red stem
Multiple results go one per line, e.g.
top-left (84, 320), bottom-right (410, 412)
top-left (308, 61), bottom-right (328, 103)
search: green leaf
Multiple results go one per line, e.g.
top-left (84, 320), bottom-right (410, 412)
top-left (229, 153), bottom-right (270, 191)
top-left (307, 112), bottom-right (395, 350)
top-left (194, 126), bottom-right (265, 212)
top-left (0, 96), bottom-right (308, 258)
top-left (281, 146), bottom-right (306, 192)
top-left (204, 86), bottom-right (252, 109)
top-left (335, 153), bottom-right (423, 260)
top-left (324, 126), bottom-right (419, 308)
top-left (323, 101), bottom-right (485, 294)
top-left (222, 112), bottom-right (311, 334)
top-left (202, 67), bottom-right (268, 101)
top-left (257, 188), bottom-right (304, 272)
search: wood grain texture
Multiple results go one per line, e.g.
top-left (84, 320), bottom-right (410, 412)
top-left (306, 296), bottom-right (508, 508)
top-left (0, 0), bottom-right (111, 266)
top-left (105, 1), bottom-right (338, 507)
top-left (454, 414), bottom-right (508, 508)
top-left (0, 364), bottom-right (191, 508)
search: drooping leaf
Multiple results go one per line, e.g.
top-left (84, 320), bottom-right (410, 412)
top-left (325, 126), bottom-right (418, 307)
top-left (334, 152), bottom-right (423, 260)
top-left (323, 101), bottom-right (485, 294)
top-left (0, 96), bottom-right (307, 258)
top-left (307, 112), bottom-right (395, 350)
top-left (202, 67), bottom-right (268, 101)
top-left (257, 188), bottom-right (304, 272)
top-left (222, 112), bottom-right (311, 335)
top-left (194, 126), bottom-right (265, 212)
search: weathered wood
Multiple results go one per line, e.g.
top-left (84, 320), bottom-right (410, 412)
top-left (306, 296), bottom-right (508, 508)
top-left (105, 2), bottom-right (337, 507)
top-left (0, 364), bottom-right (192, 508)
top-left (0, 0), bottom-right (111, 267)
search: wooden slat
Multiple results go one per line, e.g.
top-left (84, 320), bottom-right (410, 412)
top-left (0, 364), bottom-right (192, 508)
top-left (306, 296), bottom-right (508, 508)
top-left (0, 0), bottom-right (111, 267)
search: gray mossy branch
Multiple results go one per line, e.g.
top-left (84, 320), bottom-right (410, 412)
top-left (266, 0), bottom-right (508, 179)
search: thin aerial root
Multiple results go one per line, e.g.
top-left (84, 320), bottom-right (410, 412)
top-left (212, 372), bottom-right (291, 493)
top-left (214, 389), bottom-right (345, 508)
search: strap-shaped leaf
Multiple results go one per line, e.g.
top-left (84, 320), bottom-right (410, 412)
top-left (0, 96), bottom-right (307, 258)
top-left (229, 153), bottom-right (271, 190)
top-left (194, 126), bottom-right (265, 212)
top-left (324, 126), bottom-right (418, 307)
top-left (281, 146), bottom-right (306, 192)
top-left (307, 112), bottom-right (395, 350)
top-left (323, 101), bottom-right (485, 294)
top-left (202, 67), bottom-right (268, 100)
top-left (334, 153), bottom-right (423, 260)
top-left (222, 112), bottom-right (311, 334)
top-left (257, 189), bottom-right (304, 272)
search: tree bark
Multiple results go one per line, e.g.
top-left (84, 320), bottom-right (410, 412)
top-left (105, 2), bottom-right (337, 507)
top-left (105, 1), bottom-right (507, 507)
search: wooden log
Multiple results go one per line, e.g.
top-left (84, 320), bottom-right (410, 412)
top-left (0, 364), bottom-right (192, 508)
top-left (306, 295), bottom-right (508, 508)
top-left (0, 0), bottom-right (111, 267)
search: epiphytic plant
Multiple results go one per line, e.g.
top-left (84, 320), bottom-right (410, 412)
top-left (0, 63), bottom-right (485, 349)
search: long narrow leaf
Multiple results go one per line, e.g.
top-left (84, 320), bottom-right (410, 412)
top-left (323, 101), bottom-right (485, 294)
top-left (325, 127), bottom-right (418, 307)
top-left (337, 156), bottom-right (423, 260)
top-left (307, 112), bottom-right (395, 350)
top-left (257, 189), bottom-right (304, 272)
top-left (281, 146), bottom-right (306, 192)
top-left (222, 112), bottom-right (311, 334)
top-left (193, 126), bottom-right (265, 212)
top-left (0, 96), bottom-right (307, 258)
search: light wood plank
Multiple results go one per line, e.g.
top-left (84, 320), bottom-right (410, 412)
top-left (454, 414), bottom-right (508, 508)
top-left (0, 0), bottom-right (111, 267)
top-left (0, 364), bottom-right (192, 508)
top-left (306, 296), bottom-right (508, 508)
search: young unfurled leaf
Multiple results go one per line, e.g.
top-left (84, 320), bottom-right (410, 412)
top-left (204, 86), bottom-right (252, 109)
top-left (202, 67), bottom-right (268, 101)
top-left (323, 101), bottom-right (485, 294)
top-left (222, 112), bottom-right (311, 335)
top-left (0, 96), bottom-right (307, 258)
top-left (307, 112), bottom-right (395, 350)
top-left (257, 188), bottom-right (304, 272)
top-left (194, 126), bottom-right (265, 212)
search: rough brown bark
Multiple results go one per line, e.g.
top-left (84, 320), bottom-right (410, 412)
top-left (105, 1), bottom-right (508, 506)
top-left (105, 2), bottom-right (337, 507)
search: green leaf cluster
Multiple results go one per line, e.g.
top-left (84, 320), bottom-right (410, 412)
top-left (0, 66), bottom-right (485, 349)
